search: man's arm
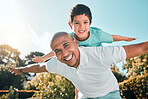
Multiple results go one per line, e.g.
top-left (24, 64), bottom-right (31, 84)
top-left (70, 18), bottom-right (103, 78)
top-left (123, 41), bottom-right (148, 59)
top-left (8, 64), bottom-right (48, 75)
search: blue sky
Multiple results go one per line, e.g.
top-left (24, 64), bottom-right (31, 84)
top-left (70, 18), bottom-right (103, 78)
top-left (0, 0), bottom-right (148, 73)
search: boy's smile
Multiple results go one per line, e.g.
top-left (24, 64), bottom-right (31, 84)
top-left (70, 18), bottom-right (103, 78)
top-left (72, 14), bottom-right (92, 41)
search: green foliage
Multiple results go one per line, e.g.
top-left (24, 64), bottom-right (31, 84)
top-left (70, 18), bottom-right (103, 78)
top-left (120, 54), bottom-right (148, 98)
top-left (0, 86), bottom-right (19, 99)
top-left (25, 73), bottom-right (75, 99)
top-left (119, 74), bottom-right (148, 99)
top-left (111, 65), bottom-right (127, 82)
top-left (123, 54), bottom-right (148, 78)
top-left (0, 44), bottom-right (24, 66)
top-left (0, 64), bottom-right (25, 90)
top-left (7, 86), bottom-right (19, 99)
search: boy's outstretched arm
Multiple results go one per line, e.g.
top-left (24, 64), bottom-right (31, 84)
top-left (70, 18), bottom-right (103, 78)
top-left (112, 35), bottom-right (136, 42)
top-left (123, 41), bottom-right (148, 59)
top-left (8, 64), bottom-right (48, 75)
top-left (32, 51), bottom-right (55, 63)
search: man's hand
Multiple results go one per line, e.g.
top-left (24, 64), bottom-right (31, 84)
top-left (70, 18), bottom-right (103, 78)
top-left (8, 67), bottom-right (21, 75)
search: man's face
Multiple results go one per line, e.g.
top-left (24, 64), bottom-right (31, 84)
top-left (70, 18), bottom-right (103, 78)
top-left (72, 14), bottom-right (91, 40)
top-left (51, 34), bottom-right (80, 68)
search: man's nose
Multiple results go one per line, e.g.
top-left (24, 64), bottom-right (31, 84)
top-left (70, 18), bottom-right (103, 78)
top-left (62, 49), bottom-right (68, 56)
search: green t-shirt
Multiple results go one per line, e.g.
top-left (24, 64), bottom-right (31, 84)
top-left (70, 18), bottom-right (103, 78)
top-left (70, 27), bottom-right (113, 47)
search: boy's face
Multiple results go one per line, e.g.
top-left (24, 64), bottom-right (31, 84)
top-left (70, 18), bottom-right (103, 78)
top-left (72, 14), bottom-right (91, 40)
top-left (51, 34), bottom-right (80, 68)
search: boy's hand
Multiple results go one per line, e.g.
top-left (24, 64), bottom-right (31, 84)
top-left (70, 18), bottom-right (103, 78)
top-left (125, 37), bottom-right (137, 41)
top-left (32, 55), bottom-right (45, 63)
top-left (8, 67), bottom-right (21, 75)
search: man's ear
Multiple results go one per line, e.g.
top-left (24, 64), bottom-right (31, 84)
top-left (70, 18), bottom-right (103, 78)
top-left (68, 22), bottom-right (73, 29)
top-left (73, 38), bottom-right (78, 47)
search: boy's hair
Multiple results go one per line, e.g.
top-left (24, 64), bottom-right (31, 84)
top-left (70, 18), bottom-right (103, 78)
top-left (69, 4), bottom-right (92, 24)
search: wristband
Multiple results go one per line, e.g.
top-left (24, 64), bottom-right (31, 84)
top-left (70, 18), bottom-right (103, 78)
top-left (19, 68), bottom-right (24, 74)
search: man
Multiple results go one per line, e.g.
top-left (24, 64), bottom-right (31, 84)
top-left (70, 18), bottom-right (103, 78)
top-left (9, 32), bottom-right (148, 99)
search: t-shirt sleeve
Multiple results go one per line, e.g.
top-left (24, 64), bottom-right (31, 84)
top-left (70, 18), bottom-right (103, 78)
top-left (97, 46), bottom-right (126, 67)
top-left (46, 57), bottom-right (66, 75)
top-left (96, 28), bottom-right (113, 43)
top-left (69, 32), bottom-right (75, 39)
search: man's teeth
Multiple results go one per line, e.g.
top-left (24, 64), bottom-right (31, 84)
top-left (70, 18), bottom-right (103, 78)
top-left (65, 55), bottom-right (73, 61)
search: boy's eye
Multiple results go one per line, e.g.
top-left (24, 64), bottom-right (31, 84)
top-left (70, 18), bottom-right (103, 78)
top-left (84, 22), bottom-right (88, 24)
top-left (74, 22), bottom-right (79, 24)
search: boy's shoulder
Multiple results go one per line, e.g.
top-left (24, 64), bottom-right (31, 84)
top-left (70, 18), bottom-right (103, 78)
top-left (90, 27), bottom-right (103, 35)
top-left (69, 32), bottom-right (75, 39)
top-left (90, 27), bottom-right (102, 31)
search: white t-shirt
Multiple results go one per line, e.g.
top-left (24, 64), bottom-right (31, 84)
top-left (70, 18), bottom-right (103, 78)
top-left (46, 46), bottom-right (126, 98)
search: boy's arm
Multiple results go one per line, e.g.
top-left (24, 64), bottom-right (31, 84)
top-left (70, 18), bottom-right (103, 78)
top-left (8, 64), bottom-right (48, 75)
top-left (123, 41), bottom-right (148, 59)
top-left (32, 51), bottom-right (55, 62)
top-left (112, 35), bottom-right (136, 42)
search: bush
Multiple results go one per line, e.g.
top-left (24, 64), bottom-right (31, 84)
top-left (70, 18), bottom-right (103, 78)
top-left (25, 72), bottom-right (75, 99)
top-left (0, 65), bottom-right (25, 90)
top-left (119, 74), bottom-right (148, 99)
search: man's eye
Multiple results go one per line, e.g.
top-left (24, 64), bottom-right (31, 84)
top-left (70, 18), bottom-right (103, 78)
top-left (55, 50), bottom-right (61, 54)
top-left (64, 44), bottom-right (69, 48)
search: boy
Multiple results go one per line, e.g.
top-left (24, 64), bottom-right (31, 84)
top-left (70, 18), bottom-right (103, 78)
top-left (32, 4), bottom-right (136, 63)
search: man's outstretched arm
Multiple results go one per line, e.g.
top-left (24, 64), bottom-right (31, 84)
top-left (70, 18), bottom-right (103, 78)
top-left (8, 64), bottom-right (48, 75)
top-left (123, 41), bottom-right (148, 59)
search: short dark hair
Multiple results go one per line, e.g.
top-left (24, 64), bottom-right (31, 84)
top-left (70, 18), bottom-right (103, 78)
top-left (50, 32), bottom-right (71, 47)
top-left (69, 4), bottom-right (92, 24)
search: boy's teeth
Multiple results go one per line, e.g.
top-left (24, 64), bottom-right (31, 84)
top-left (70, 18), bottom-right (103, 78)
top-left (65, 55), bottom-right (73, 61)
top-left (79, 31), bottom-right (84, 33)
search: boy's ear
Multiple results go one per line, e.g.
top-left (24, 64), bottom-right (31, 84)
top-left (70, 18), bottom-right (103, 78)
top-left (68, 22), bottom-right (73, 29)
top-left (90, 21), bottom-right (92, 25)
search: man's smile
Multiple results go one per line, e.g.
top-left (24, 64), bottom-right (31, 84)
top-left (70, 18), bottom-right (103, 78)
top-left (64, 53), bottom-right (73, 61)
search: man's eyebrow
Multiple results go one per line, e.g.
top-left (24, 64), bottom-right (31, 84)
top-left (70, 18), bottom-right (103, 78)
top-left (63, 42), bottom-right (69, 46)
top-left (54, 49), bottom-right (59, 52)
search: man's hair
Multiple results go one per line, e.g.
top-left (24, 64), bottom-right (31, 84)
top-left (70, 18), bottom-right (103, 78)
top-left (69, 4), bottom-right (92, 24)
top-left (50, 32), bottom-right (70, 47)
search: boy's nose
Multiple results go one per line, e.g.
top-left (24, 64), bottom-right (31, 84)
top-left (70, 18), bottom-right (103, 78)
top-left (79, 23), bottom-right (84, 28)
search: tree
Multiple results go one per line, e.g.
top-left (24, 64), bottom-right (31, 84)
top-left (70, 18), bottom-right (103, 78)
top-left (24, 51), bottom-right (45, 65)
top-left (0, 44), bottom-right (24, 67)
top-left (25, 73), bottom-right (75, 99)
top-left (0, 64), bottom-right (25, 90)
top-left (111, 65), bottom-right (127, 82)
top-left (119, 54), bottom-right (148, 98)
top-left (123, 54), bottom-right (148, 78)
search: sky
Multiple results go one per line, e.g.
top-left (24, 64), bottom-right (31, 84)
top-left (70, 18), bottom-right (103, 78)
top-left (0, 0), bottom-right (148, 73)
